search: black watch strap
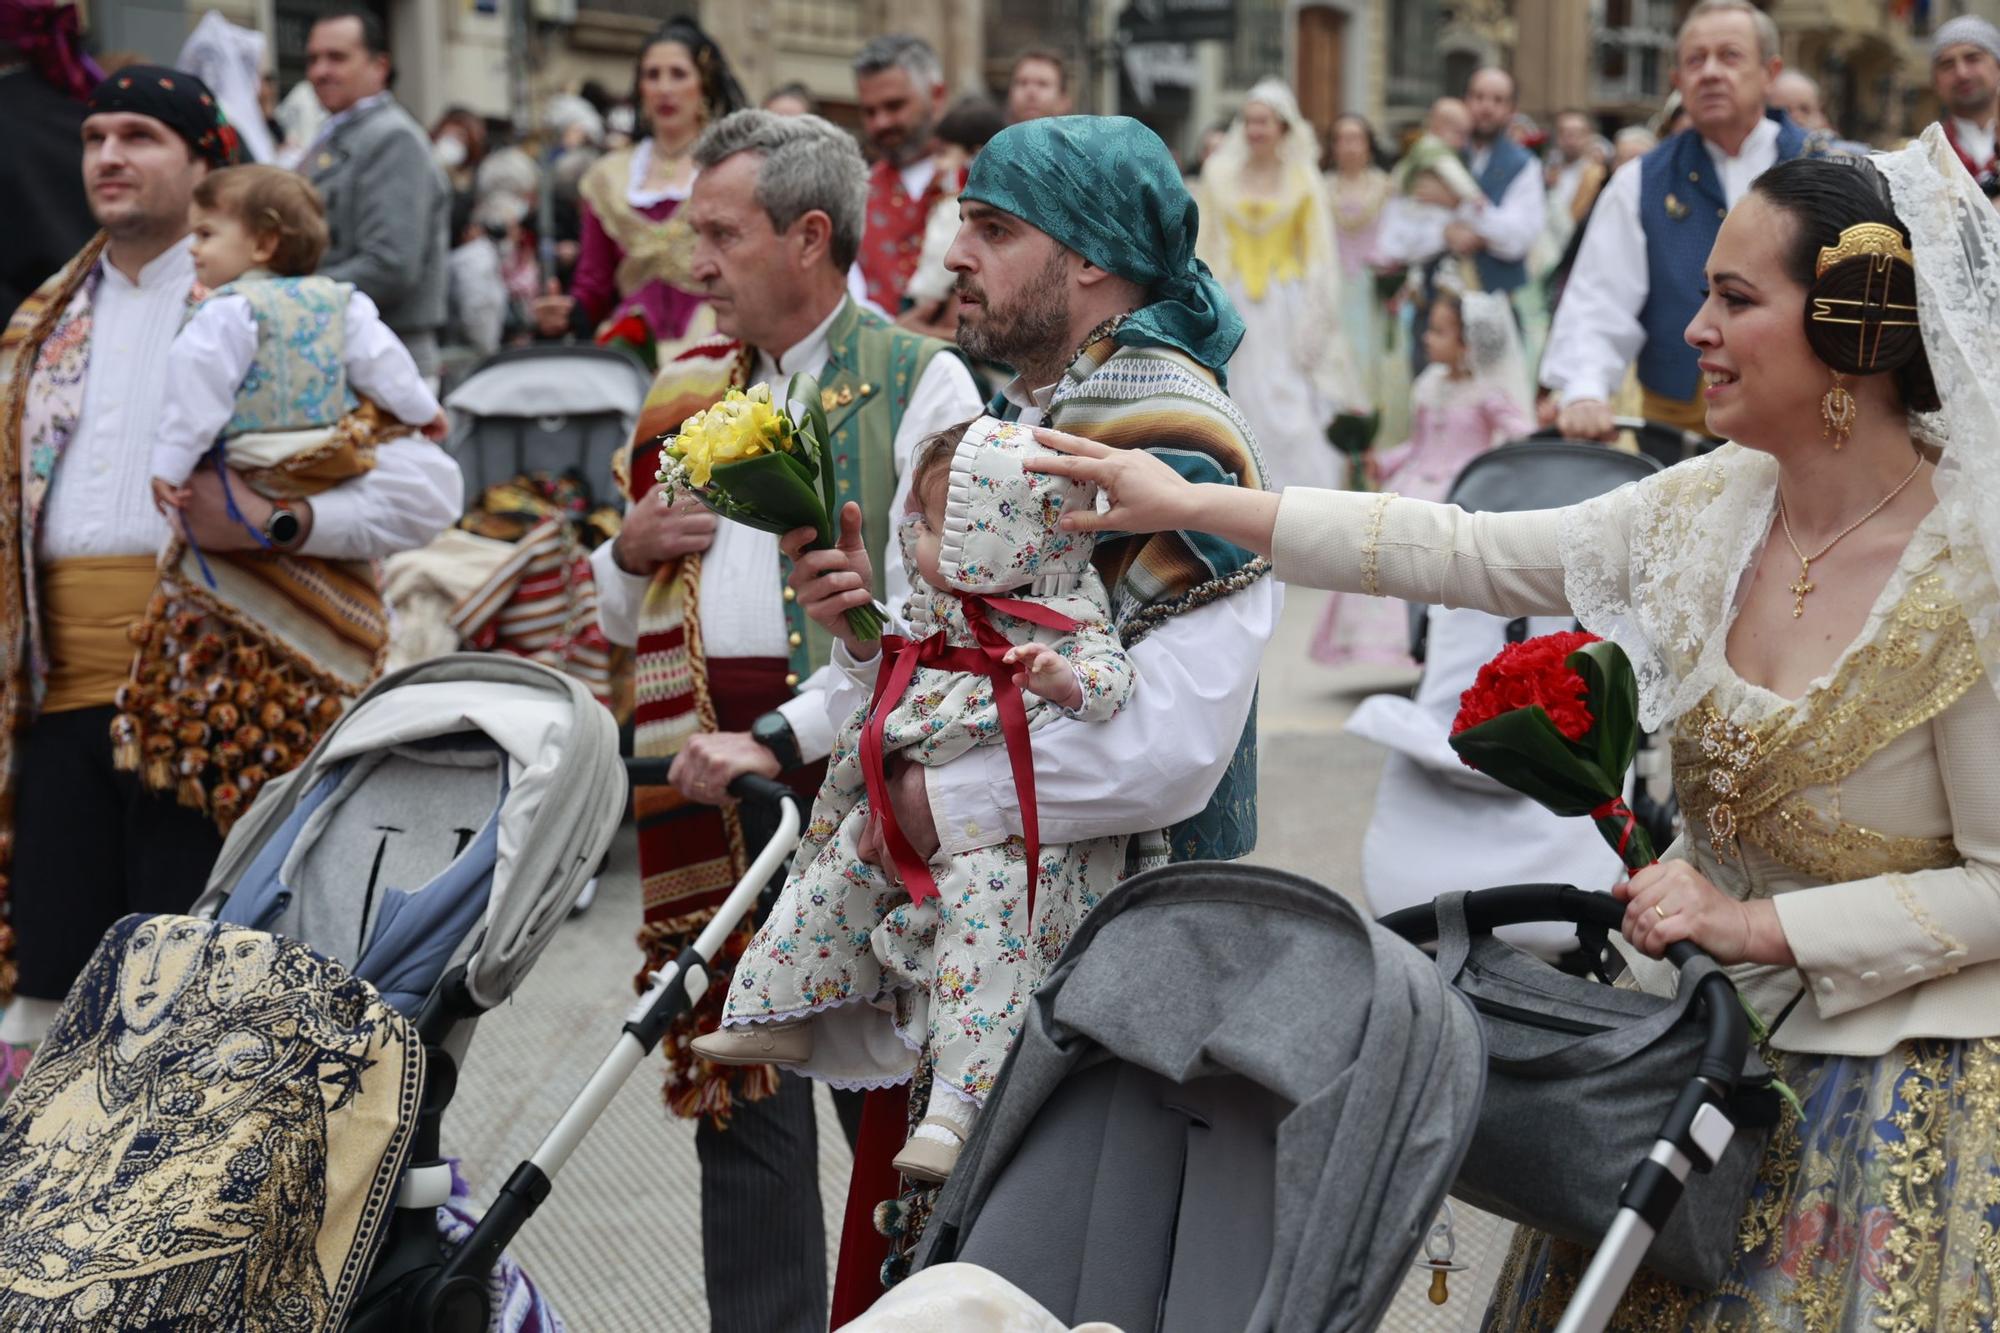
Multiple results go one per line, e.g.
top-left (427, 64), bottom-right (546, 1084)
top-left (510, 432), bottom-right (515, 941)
top-left (752, 710), bottom-right (802, 772)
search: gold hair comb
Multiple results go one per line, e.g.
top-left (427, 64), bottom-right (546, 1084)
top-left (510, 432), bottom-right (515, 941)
top-left (1808, 222), bottom-right (1917, 370)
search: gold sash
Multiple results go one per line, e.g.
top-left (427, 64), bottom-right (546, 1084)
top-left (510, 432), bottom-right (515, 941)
top-left (39, 556), bottom-right (156, 714)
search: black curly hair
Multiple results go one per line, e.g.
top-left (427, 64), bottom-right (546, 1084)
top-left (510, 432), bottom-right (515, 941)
top-left (1751, 156), bottom-right (1939, 413)
top-left (631, 18), bottom-right (747, 135)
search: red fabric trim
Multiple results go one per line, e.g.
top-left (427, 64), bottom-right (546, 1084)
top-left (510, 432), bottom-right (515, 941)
top-left (830, 1085), bottom-right (911, 1328)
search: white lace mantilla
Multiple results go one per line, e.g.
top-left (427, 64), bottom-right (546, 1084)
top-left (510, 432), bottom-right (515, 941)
top-left (1557, 444), bottom-right (1777, 730)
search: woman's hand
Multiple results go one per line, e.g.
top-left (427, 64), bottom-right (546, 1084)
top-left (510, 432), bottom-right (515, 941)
top-left (1027, 428), bottom-right (1284, 556)
top-left (1616, 861), bottom-right (1796, 966)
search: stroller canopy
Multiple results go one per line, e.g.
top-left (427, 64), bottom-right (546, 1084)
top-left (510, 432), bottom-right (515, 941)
top-left (196, 655), bottom-right (624, 1011)
top-left (916, 863), bottom-right (1487, 1333)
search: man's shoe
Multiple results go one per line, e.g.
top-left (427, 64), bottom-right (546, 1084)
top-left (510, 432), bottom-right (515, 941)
top-left (689, 1019), bottom-right (812, 1067)
top-left (891, 1116), bottom-right (967, 1184)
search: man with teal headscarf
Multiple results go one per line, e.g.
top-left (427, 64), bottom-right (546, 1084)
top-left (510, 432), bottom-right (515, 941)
top-left (786, 113), bottom-right (1277, 881)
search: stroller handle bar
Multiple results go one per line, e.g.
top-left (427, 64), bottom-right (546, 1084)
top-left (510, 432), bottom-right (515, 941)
top-left (619, 763), bottom-right (797, 815)
top-left (410, 776), bottom-right (802, 1325)
top-left (1378, 884), bottom-right (1749, 1096)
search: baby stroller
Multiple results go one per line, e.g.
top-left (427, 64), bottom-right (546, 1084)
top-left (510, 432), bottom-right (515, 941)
top-left (183, 654), bottom-right (798, 1330)
top-left (902, 867), bottom-right (1757, 1333)
top-left (443, 343), bottom-right (649, 509)
top-left (382, 345), bottom-right (651, 696)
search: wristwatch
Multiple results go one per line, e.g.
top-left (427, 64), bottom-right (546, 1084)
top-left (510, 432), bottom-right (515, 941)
top-left (262, 499), bottom-right (304, 551)
top-left (750, 710), bottom-right (802, 772)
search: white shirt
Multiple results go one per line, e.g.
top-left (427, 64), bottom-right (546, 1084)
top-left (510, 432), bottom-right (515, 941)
top-left (153, 287), bottom-right (441, 485)
top-left (589, 297), bottom-right (984, 763)
top-left (1953, 115), bottom-right (1997, 168)
top-left (811, 378), bottom-right (1282, 858)
top-left (1541, 117), bottom-right (1781, 405)
top-left (898, 157), bottom-right (938, 204)
top-left (1550, 156), bottom-right (1590, 221)
top-left (1464, 142), bottom-right (1547, 265)
top-left (39, 239), bottom-right (465, 564)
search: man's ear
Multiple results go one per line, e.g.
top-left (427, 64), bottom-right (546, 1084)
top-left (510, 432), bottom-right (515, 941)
top-left (792, 208), bottom-right (834, 269)
top-left (1075, 255), bottom-right (1114, 289)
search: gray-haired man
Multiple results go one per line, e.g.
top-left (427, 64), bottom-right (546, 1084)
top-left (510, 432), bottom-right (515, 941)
top-left (854, 34), bottom-right (950, 310)
top-left (587, 110), bottom-right (979, 1333)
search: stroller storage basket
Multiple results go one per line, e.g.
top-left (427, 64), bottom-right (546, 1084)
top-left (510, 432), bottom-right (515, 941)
top-left (1382, 885), bottom-right (1776, 1322)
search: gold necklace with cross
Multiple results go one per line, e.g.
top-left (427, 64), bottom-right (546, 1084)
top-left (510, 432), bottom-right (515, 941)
top-left (1775, 451), bottom-right (1926, 617)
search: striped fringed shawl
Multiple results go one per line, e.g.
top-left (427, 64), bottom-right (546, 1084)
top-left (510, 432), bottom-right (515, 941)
top-left (1045, 337), bottom-right (1274, 639)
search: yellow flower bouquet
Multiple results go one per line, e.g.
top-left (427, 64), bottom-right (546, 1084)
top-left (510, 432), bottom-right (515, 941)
top-left (653, 374), bottom-right (883, 640)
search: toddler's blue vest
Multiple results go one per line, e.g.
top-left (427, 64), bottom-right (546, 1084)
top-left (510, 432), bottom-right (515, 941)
top-left (211, 274), bottom-right (358, 437)
top-left (1636, 113), bottom-right (1813, 401)
top-left (1471, 136), bottom-right (1534, 295)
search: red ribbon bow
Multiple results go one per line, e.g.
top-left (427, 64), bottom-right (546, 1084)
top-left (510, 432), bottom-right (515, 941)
top-left (859, 591), bottom-right (1082, 917)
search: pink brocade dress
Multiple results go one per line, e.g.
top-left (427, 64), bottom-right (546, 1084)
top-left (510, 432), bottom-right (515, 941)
top-left (1308, 364), bottom-right (1535, 666)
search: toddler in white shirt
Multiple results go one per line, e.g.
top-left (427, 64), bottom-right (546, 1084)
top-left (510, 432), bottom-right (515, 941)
top-left (152, 165), bottom-right (445, 518)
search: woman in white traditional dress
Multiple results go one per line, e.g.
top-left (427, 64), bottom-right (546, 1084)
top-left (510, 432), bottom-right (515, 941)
top-left (1033, 128), bottom-right (2000, 1329)
top-left (1195, 79), bottom-right (1360, 491)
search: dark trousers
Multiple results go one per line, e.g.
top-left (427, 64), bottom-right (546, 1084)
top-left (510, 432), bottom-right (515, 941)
top-left (697, 773), bottom-right (863, 1332)
top-left (11, 705), bottom-right (224, 1000)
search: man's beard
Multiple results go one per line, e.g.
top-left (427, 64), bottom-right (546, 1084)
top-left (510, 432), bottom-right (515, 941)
top-left (954, 248), bottom-right (1070, 375)
top-left (1947, 87), bottom-right (1998, 119)
top-left (879, 115), bottom-right (938, 167)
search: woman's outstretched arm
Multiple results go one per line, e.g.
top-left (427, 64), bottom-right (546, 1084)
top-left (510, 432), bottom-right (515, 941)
top-left (1031, 426), bottom-right (1586, 618)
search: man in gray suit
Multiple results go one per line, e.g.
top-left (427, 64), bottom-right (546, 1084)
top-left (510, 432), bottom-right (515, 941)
top-left (302, 8), bottom-right (449, 378)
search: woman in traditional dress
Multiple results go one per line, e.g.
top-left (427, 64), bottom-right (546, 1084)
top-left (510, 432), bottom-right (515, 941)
top-left (1195, 79), bottom-right (1360, 491)
top-left (530, 18), bottom-right (745, 362)
top-left (1032, 129), bottom-right (2000, 1329)
top-left (1327, 113), bottom-right (1393, 442)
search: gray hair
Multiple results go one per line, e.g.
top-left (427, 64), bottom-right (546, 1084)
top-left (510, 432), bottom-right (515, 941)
top-left (1678, 0), bottom-right (1780, 63)
top-left (693, 109), bottom-right (868, 271)
top-left (1614, 125), bottom-right (1658, 152)
top-left (853, 33), bottom-right (943, 88)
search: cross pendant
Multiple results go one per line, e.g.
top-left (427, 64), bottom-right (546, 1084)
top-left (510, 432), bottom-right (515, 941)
top-left (1790, 561), bottom-right (1814, 618)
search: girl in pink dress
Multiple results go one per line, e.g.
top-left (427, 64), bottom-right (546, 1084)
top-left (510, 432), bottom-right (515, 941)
top-left (1309, 289), bottom-right (1534, 666)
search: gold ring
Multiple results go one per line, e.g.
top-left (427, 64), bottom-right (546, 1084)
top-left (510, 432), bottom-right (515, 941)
top-left (1653, 904), bottom-right (1668, 921)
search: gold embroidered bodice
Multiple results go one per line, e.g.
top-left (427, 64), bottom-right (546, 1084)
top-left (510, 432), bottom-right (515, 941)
top-left (1672, 565), bottom-right (1982, 885)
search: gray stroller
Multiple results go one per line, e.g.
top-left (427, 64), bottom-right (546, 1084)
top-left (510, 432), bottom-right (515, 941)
top-left (912, 866), bottom-right (1758, 1333)
top-left (442, 343), bottom-right (650, 512)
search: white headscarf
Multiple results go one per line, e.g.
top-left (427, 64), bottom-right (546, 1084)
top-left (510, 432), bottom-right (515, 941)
top-left (1459, 290), bottom-right (1532, 416)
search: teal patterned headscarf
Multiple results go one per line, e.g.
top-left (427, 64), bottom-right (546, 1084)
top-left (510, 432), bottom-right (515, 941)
top-left (962, 116), bottom-right (1244, 375)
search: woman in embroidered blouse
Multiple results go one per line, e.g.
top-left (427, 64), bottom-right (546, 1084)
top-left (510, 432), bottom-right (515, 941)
top-left (1194, 79), bottom-right (1361, 492)
top-left (1033, 132), bottom-right (2000, 1329)
top-left (529, 18), bottom-right (744, 355)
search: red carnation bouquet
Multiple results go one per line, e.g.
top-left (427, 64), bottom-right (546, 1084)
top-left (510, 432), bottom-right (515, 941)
top-left (596, 312), bottom-right (657, 372)
top-left (1448, 630), bottom-right (1654, 871)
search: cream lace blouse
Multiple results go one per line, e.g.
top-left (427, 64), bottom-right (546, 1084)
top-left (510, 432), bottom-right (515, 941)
top-left (1272, 446), bottom-right (2000, 1057)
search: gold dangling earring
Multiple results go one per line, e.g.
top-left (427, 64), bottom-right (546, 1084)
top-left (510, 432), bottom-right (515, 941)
top-left (1821, 370), bottom-right (1856, 450)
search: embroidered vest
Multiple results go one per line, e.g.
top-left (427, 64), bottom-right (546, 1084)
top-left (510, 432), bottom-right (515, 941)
top-left (213, 275), bottom-right (358, 437)
top-left (858, 159), bottom-right (940, 312)
top-left (1470, 137), bottom-right (1534, 294)
top-left (1636, 114), bottom-right (1811, 401)
top-left (781, 300), bottom-right (962, 682)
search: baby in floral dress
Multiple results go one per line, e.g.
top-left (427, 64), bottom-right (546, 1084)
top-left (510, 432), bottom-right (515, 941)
top-left (692, 416), bottom-right (1134, 1182)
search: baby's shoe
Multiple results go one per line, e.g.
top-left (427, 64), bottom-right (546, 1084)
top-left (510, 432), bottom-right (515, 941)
top-left (690, 1018), bottom-right (812, 1067)
top-left (891, 1115), bottom-right (969, 1184)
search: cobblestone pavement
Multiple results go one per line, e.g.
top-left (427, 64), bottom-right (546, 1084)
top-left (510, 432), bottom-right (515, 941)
top-left (447, 587), bottom-right (1514, 1330)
